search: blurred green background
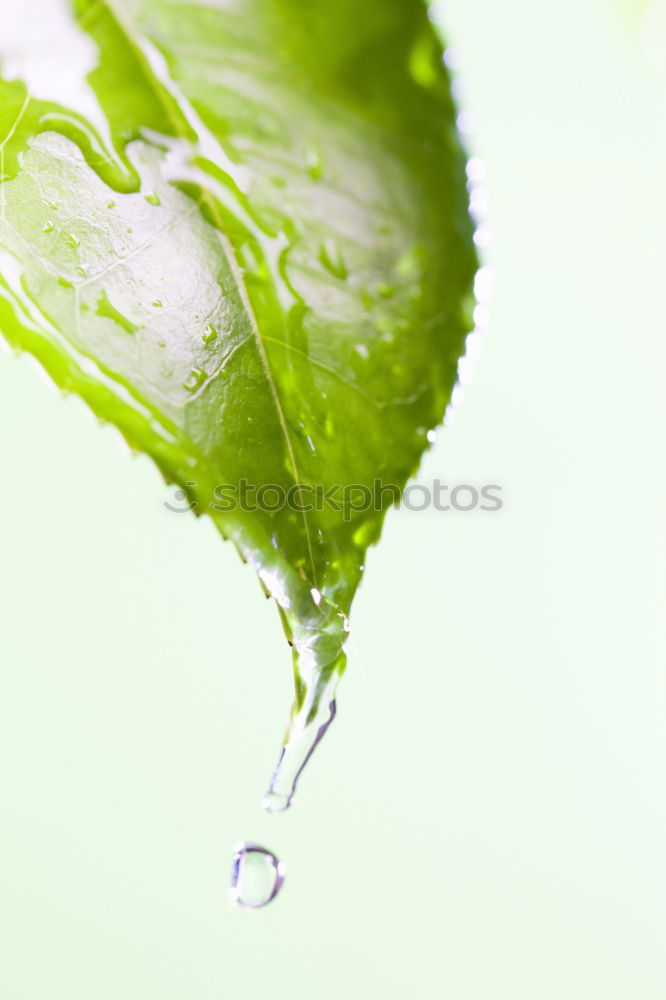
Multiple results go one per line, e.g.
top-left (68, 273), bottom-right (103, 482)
top-left (1, 0), bottom-right (664, 996)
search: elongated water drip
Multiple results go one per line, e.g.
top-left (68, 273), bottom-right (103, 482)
top-left (263, 696), bottom-right (337, 813)
top-left (260, 595), bottom-right (348, 812)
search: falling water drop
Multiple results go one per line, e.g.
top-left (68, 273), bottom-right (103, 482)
top-left (230, 843), bottom-right (285, 909)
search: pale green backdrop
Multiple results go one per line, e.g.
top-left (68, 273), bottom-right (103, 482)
top-left (1, 0), bottom-right (664, 997)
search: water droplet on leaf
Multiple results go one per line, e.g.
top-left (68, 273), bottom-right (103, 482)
top-left (203, 322), bottom-right (218, 345)
top-left (96, 289), bottom-right (138, 334)
top-left (408, 33), bottom-right (438, 88)
top-left (318, 239), bottom-right (347, 280)
top-left (305, 141), bottom-right (323, 180)
top-left (183, 367), bottom-right (206, 392)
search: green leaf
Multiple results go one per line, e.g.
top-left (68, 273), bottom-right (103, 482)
top-left (0, 0), bottom-right (476, 806)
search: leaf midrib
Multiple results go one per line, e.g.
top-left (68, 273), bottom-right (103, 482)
top-left (2, 0), bottom-right (320, 590)
top-left (104, 0), bottom-right (320, 588)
